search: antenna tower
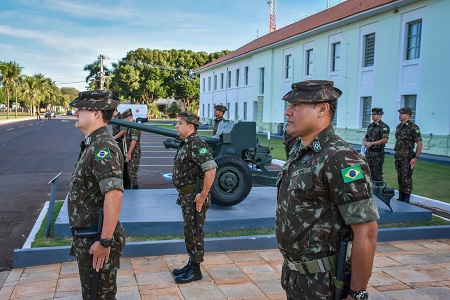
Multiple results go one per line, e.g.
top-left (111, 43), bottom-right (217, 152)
top-left (267, 0), bottom-right (277, 32)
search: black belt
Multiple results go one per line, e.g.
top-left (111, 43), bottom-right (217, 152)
top-left (367, 147), bottom-right (382, 152)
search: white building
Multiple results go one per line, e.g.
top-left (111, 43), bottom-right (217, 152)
top-left (198, 0), bottom-right (450, 156)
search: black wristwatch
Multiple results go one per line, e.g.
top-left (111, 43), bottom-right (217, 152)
top-left (348, 289), bottom-right (369, 299)
top-left (99, 238), bottom-right (113, 248)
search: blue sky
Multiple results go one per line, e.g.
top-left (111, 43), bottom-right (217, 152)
top-left (0, 0), bottom-right (343, 91)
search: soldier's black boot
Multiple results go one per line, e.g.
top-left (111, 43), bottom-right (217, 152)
top-left (174, 262), bottom-right (202, 284)
top-left (398, 191), bottom-right (406, 202)
top-left (172, 260), bottom-right (192, 276)
top-left (405, 193), bottom-right (411, 203)
top-left (132, 185), bottom-right (139, 189)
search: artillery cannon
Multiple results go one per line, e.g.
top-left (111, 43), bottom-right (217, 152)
top-left (110, 119), bottom-right (280, 206)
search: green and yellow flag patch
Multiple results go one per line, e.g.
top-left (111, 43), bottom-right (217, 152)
top-left (341, 165), bottom-right (364, 183)
top-left (94, 148), bottom-right (111, 161)
top-left (198, 147), bottom-right (208, 155)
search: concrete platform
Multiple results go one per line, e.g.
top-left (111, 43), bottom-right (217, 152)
top-left (54, 187), bottom-right (432, 238)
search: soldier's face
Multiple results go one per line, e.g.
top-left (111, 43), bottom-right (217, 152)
top-left (176, 118), bottom-right (193, 139)
top-left (399, 112), bottom-right (410, 123)
top-left (74, 108), bottom-right (97, 132)
top-left (372, 113), bottom-right (382, 122)
top-left (285, 102), bottom-right (319, 138)
top-left (214, 110), bottom-right (224, 118)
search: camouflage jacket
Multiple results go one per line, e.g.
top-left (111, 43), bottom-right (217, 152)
top-left (365, 120), bottom-right (390, 149)
top-left (276, 125), bottom-right (379, 261)
top-left (121, 122), bottom-right (141, 158)
top-left (213, 117), bottom-right (226, 135)
top-left (68, 126), bottom-right (124, 228)
top-left (173, 133), bottom-right (217, 206)
top-left (394, 121), bottom-right (422, 155)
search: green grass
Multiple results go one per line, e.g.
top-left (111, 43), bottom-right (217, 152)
top-left (0, 112), bottom-right (32, 120)
top-left (379, 216), bottom-right (450, 228)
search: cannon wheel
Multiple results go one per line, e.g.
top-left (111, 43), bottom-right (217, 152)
top-left (211, 155), bottom-right (252, 206)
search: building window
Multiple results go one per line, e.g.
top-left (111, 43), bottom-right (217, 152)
top-left (364, 33), bottom-right (375, 67)
top-left (202, 104), bottom-right (205, 117)
top-left (208, 77), bottom-right (211, 91)
top-left (362, 96), bottom-right (372, 128)
top-left (404, 95), bottom-right (417, 123)
top-left (306, 49), bottom-right (313, 76)
top-left (406, 20), bottom-right (422, 60)
top-left (243, 102), bottom-right (247, 121)
top-left (227, 70), bottom-right (231, 88)
top-left (235, 102), bottom-right (238, 120)
top-left (207, 104), bottom-right (210, 118)
top-left (202, 78), bottom-right (205, 92)
top-left (244, 66), bottom-right (249, 85)
top-left (226, 103), bottom-right (230, 119)
top-left (259, 67), bottom-right (265, 94)
top-left (285, 54), bottom-right (292, 78)
top-left (236, 69), bottom-right (240, 87)
top-left (214, 75), bottom-right (217, 90)
top-left (331, 42), bottom-right (341, 72)
top-left (220, 73), bottom-right (224, 89)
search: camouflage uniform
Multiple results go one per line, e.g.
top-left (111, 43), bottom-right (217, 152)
top-left (112, 112), bottom-right (124, 153)
top-left (69, 90), bottom-right (126, 300)
top-left (364, 119), bottom-right (390, 181)
top-left (213, 104), bottom-right (228, 135)
top-left (173, 132), bottom-right (217, 263)
top-left (394, 120), bottom-right (422, 195)
top-left (283, 130), bottom-right (297, 160)
top-left (123, 125), bottom-right (141, 188)
top-left (278, 81), bottom-right (379, 299)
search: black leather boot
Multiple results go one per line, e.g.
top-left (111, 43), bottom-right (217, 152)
top-left (174, 262), bottom-right (202, 284)
top-left (405, 193), bottom-right (411, 203)
top-left (172, 260), bottom-right (192, 276)
top-left (398, 191), bottom-right (406, 202)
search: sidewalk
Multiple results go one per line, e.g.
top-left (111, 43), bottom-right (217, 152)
top-left (1, 239), bottom-right (450, 299)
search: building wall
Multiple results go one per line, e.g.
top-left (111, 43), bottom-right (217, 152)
top-left (199, 0), bottom-right (450, 156)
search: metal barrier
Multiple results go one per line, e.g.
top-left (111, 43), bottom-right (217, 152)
top-left (45, 172), bottom-right (62, 237)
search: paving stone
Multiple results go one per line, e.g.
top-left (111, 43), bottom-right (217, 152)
top-left (417, 252), bottom-right (450, 264)
top-left (369, 271), bottom-right (402, 287)
top-left (0, 285), bottom-right (14, 300)
top-left (417, 286), bottom-right (450, 299)
top-left (390, 241), bottom-right (428, 251)
top-left (253, 279), bottom-right (286, 296)
top-left (226, 250), bottom-right (264, 263)
top-left (416, 267), bottom-right (450, 281)
top-left (135, 269), bottom-right (174, 289)
top-left (116, 285), bottom-right (141, 300)
top-left (5, 268), bottom-right (23, 283)
top-left (237, 261), bottom-right (280, 282)
top-left (419, 241), bottom-right (450, 251)
top-left (217, 281), bottom-right (266, 299)
top-left (203, 252), bottom-right (234, 266)
top-left (382, 266), bottom-right (436, 284)
top-left (385, 254), bottom-right (431, 265)
top-left (140, 286), bottom-right (184, 300)
top-left (255, 249), bottom-right (284, 262)
top-left (383, 288), bottom-right (436, 299)
top-left (131, 256), bottom-right (167, 270)
top-left (204, 264), bottom-right (250, 285)
top-left (117, 269), bottom-right (138, 287)
top-left (376, 243), bottom-right (404, 253)
top-left (53, 289), bottom-right (82, 299)
top-left (56, 277), bottom-right (81, 292)
top-left (60, 262), bottom-right (79, 277)
top-left (178, 281), bottom-right (226, 299)
top-left (10, 279), bottom-right (57, 299)
top-left (119, 257), bottom-right (134, 270)
top-left (373, 255), bottom-right (404, 268)
top-left (0, 270), bottom-right (10, 287)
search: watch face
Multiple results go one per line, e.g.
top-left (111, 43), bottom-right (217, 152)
top-left (359, 291), bottom-right (369, 299)
top-left (100, 238), bottom-right (112, 247)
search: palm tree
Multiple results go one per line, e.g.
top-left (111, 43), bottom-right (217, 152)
top-left (0, 61), bottom-right (22, 119)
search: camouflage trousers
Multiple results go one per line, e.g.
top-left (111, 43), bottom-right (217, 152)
top-left (77, 256), bottom-right (118, 300)
top-left (181, 204), bottom-right (208, 263)
top-left (127, 154), bottom-right (140, 186)
top-left (365, 152), bottom-right (385, 181)
top-left (394, 156), bottom-right (414, 194)
top-left (281, 263), bottom-right (334, 300)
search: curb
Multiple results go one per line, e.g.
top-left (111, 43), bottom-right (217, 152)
top-left (13, 226), bottom-right (450, 268)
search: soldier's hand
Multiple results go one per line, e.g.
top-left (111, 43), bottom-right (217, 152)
top-left (410, 157), bottom-right (418, 169)
top-left (126, 153), bottom-right (131, 162)
top-left (195, 193), bottom-right (206, 212)
top-left (90, 241), bottom-right (111, 272)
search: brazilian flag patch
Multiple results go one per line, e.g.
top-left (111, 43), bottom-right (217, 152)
top-left (94, 148), bottom-right (111, 161)
top-left (341, 165), bottom-right (364, 183)
top-left (198, 147), bottom-right (208, 156)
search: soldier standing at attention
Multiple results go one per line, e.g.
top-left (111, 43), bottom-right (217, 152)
top-left (213, 104), bottom-right (227, 135)
top-left (120, 108), bottom-right (141, 189)
top-left (394, 107), bottom-right (422, 203)
top-left (171, 112), bottom-right (217, 284)
top-left (277, 80), bottom-right (379, 300)
top-left (69, 90), bottom-right (126, 299)
top-left (363, 107), bottom-right (390, 183)
top-left (111, 108), bottom-right (124, 153)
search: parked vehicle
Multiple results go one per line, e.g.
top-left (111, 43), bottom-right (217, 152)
top-left (66, 110), bottom-right (73, 116)
top-left (117, 104), bottom-right (148, 123)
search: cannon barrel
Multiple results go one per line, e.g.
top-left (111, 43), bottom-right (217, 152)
top-left (109, 119), bottom-right (220, 146)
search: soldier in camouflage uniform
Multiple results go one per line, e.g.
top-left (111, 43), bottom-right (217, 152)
top-left (171, 112), bottom-right (217, 284)
top-left (213, 104), bottom-right (227, 135)
top-left (283, 130), bottom-right (297, 160)
top-left (363, 107), bottom-right (390, 183)
top-left (120, 109), bottom-right (141, 189)
top-left (69, 90), bottom-right (126, 300)
top-left (394, 107), bottom-right (422, 203)
top-left (111, 108), bottom-right (124, 153)
top-left (277, 80), bottom-right (379, 300)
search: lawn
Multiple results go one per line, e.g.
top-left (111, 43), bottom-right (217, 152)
top-left (0, 112), bottom-right (32, 120)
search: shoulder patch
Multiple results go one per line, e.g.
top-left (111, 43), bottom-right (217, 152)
top-left (341, 165), bottom-right (364, 183)
top-left (94, 148), bottom-right (111, 161)
top-left (416, 129), bottom-right (420, 134)
top-left (198, 147), bottom-right (208, 155)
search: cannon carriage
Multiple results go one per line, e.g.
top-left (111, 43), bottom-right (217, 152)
top-left (109, 119), bottom-right (280, 206)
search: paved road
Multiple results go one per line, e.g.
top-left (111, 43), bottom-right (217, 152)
top-left (0, 116), bottom-right (176, 270)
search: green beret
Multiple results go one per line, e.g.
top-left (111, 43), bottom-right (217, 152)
top-left (214, 104), bottom-right (228, 112)
top-left (398, 107), bottom-right (412, 115)
top-left (70, 90), bottom-right (119, 111)
top-left (121, 108), bottom-right (133, 119)
top-left (178, 112), bottom-right (200, 125)
top-left (282, 80), bottom-right (342, 103)
top-left (372, 107), bottom-right (384, 115)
